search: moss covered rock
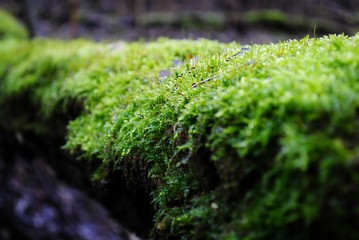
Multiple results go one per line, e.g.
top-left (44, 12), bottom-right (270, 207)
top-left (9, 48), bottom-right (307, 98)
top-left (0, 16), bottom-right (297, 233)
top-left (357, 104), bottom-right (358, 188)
top-left (0, 8), bottom-right (28, 40)
top-left (1, 12), bottom-right (359, 239)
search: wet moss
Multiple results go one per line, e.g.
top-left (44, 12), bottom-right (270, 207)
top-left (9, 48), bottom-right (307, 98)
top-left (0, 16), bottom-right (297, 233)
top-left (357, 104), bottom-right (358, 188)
top-left (1, 14), bottom-right (359, 239)
top-left (0, 8), bottom-right (28, 40)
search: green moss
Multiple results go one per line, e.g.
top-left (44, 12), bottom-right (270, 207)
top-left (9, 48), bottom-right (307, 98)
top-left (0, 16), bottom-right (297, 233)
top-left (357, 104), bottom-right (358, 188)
top-left (0, 8), bottom-right (28, 40)
top-left (137, 12), bottom-right (226, 30)
top-left (242, 9), bottom-right (291, 25)
top-left (1, 34), bottom-right (359, 239)
top-left (240, 9), bottom-right (344, 34)
top-left (0, 38), bottom-right (100, 134)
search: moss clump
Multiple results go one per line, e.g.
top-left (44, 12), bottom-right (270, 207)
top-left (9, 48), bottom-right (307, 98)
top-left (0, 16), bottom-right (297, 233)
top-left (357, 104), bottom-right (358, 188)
top-left (240, 9), bottom-right (348, 34)
top-left (0, 38), bottom-right (100, 134)
top-left (137, 12), bottom-right (226, 30)
top-left (1, 28), bottom-right (359, 239)
top-left (0, 8), bottom-right (28, 40)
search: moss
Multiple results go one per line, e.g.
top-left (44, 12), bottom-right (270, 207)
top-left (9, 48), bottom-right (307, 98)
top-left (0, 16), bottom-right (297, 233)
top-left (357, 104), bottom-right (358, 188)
top-left (1, 33), bottom-right (359, 239)
top-left (240, 9), bottom-right (348, 34)
top-left (0, 8), bottom-right (28, 40)
top-left (0, 38), bottom-right (100, 134)
top-left (137, 12), bottom-right (226, 30)
top-left (242, 9), bottom-right (291, 25)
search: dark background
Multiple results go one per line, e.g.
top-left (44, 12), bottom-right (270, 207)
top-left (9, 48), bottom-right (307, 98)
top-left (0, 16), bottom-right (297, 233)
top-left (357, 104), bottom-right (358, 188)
top-left (0, 0), bottom-right (358, 43)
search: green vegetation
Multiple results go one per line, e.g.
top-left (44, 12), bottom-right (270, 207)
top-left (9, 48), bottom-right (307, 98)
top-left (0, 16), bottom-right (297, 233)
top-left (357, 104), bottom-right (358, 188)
top-left (136, 9), bottom-right (356, 35)
top-left (240, 9), bottom-right (350, 34)
top-left (1, 10), bottom-right (359, 240)
top-left (0, 8), bottom-right (28, 40)
top-left (137, 11), bottom-right (226, 30)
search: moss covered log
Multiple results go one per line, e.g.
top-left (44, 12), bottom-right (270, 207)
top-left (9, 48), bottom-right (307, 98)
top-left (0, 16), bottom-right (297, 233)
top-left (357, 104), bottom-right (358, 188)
top-left (1, 10), bottom-right (359, 240)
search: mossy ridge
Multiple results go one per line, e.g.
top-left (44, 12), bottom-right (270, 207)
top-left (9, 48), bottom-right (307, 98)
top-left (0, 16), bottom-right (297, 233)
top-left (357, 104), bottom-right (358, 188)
top-left (63, 39), bottom-right (233, 157)
top-left (0, 38), bottom-right (101, 133)
top-left (1, 33), bottom-right (359, 239)
top-left (144, 35), bottom-right (359, 239)
top-left (63, 34), bottom-right (359, 239)
top-left (0, 8), bottom-right (28, 40)
top-left (240, 9), bottom-right (354, 34)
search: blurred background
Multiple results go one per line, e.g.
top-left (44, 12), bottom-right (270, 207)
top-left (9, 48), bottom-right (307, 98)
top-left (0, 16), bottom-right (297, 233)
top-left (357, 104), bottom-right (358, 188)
top-left (0, 0), bottom-right (358, 44)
